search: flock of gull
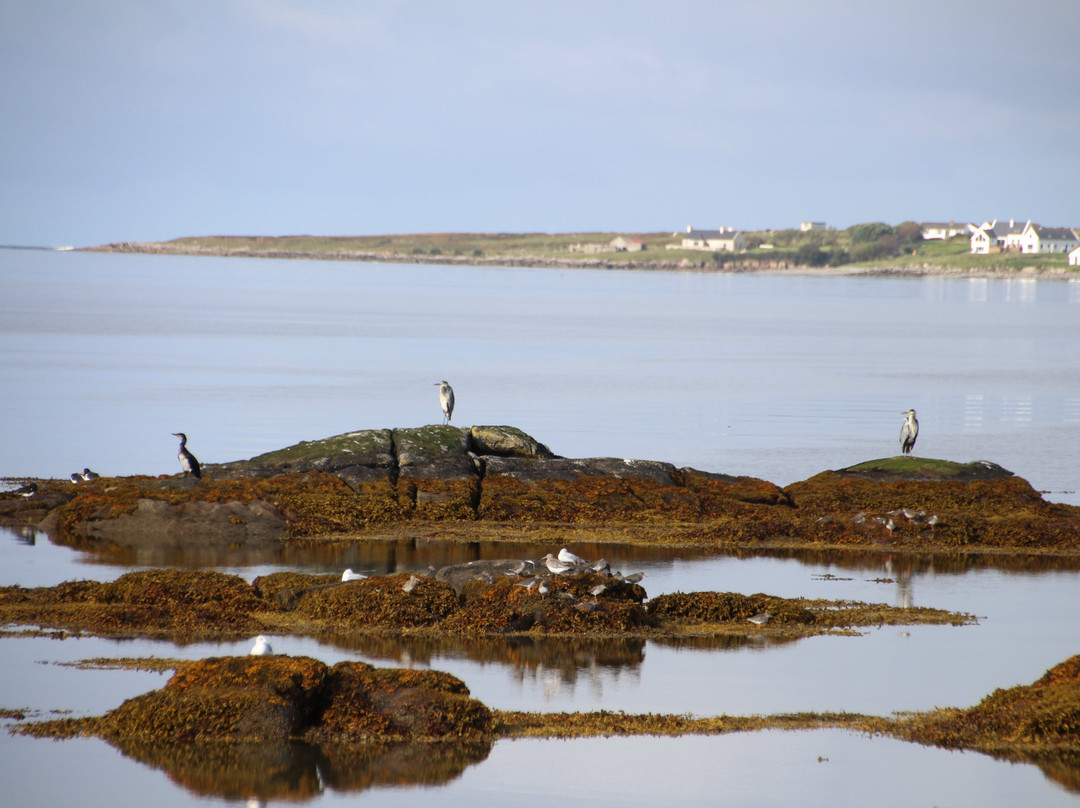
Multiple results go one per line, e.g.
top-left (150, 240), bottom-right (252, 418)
top-left (247, 545), bottom-right (650, 656)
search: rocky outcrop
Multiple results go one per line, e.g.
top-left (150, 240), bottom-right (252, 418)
top-left (4, 425), bottom-right (1079, 553)
top-left (93, 654), bottom-right (492, 744)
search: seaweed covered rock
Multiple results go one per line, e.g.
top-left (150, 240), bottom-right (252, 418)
top-left (648, 591), bottom-right (815, 625)
top-left (784, 462), bottom-right (1080, 550)
top-left (292, 573), bottom-right (459, 630)
top-left (99, 656), bottom-right (328, 742)
top-left (94, 655), bottom-right (492, 745)
top-left (307, 662), bottom-right (493, 742)
top-left (0, 569), bottom-right (264, 638)
top-left (901, 655), bottom-right (1080, 754)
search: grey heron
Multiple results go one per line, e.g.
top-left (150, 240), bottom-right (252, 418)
top-left (435, 380), bottom-right (455, 424)
top-left (172, 433), bottom-right (202, 478)
top-left (899, 409), bottom-right (919, 455)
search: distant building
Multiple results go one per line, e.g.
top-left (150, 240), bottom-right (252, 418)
top-left (1070, 244), bottom-right (1080, 266)
top-left (679, 226), bottom-right (746, 252)
top-left (1019, 223), bottom-right (1079, 254)
top-left (800, 221), bottom-right (827, 232)
top-left (609, 236), bottom-right (646, 252)
top-left (921, 221), bottom-right (972, 240)
top-left (569, 236), bottom-right (647, 254)
top-left (970, 218), bottom-right (1027, 254)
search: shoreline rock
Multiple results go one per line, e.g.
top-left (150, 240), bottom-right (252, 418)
top-left (4, 425), bottom-right (1079, 555)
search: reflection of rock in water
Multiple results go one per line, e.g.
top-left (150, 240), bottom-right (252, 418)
top-left (106, 737), bottom-right (492, 801)
top-left (328, 632), bottom-right (647, 693)
top-left (83, 655), bottom-right (494, 801)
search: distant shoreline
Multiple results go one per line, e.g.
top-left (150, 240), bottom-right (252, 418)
top-left (83, 239), bottom-right (1080, 280)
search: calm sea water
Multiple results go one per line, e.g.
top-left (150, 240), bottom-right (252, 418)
top-left (1, 249), bottom-right (1078, 501)
top-left (1, 249), bottom-right (1079, 807)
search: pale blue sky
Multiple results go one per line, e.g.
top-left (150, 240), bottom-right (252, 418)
top-left (2, 1), bottom-right (1077, 247)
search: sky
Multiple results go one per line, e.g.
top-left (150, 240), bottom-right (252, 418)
top-left (2, 0), bottom-right (1078, 247)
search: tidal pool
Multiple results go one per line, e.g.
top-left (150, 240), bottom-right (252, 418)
top-left (1, 526), bottom-right (1079, 806)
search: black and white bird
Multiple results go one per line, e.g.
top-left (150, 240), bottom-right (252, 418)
top-left (899, 409), bottom-right (919, 456)
top-left (69, 473), bottom-right (82, 483)
top-left (172, 433), bottom-right (202, 478)
top-left (14, 482), bottom-right (37, 498)
top-left (80, 468), bottom-right (99, 481)
top-left (435, 380), bottom-right (455, 424)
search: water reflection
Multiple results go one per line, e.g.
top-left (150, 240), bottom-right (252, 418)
top-left (106, 737), bottom-right (491, 802)
top-left (323, 633), bottom-right (647, 697)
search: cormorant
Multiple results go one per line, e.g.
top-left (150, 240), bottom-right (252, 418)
top-left (172, 432), bottom-right (202, 478)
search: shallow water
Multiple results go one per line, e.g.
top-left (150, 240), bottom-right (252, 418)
top-left (2, 251), bottom-right (1079, 805)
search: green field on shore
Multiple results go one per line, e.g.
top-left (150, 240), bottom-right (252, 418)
top-left (134, 228), bottom-right (1074, 273)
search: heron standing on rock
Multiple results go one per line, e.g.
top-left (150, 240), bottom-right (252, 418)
top-left (172, 432), bottom-right (202, 479)
top-left (435, 381), bottom-right (455, 424)
top-left (899, 409), bottom-right (919, 456)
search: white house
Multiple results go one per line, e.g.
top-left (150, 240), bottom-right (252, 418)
top-left (1070, 244), bottom-right (1080, 266)
top-left (1019, 223), bottom-right (1079, 254)
top-left (921, 221), bottom-right (972, 240)
top-left (681, 226), bottom-right (746, 252)
top-left (800, 221), bottom-right (827, 232)
top-left (970, 219), bottom-right (1028, 254)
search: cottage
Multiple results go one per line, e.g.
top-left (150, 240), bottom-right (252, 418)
top-left (970, 219), bottom-right (1027, 254)
top-left (681, 226), bottom-right (746, 252)
top-left (1019, 223), bottom-right (1079, 254)
top-left (921, 221), bottom-right (972, 240)
top-left (610, 236), bottom-right (646, 252)
top-left (1070, 245), bottom-right (1080, 266)
top-left (799, 221), bottom-right (827, 232)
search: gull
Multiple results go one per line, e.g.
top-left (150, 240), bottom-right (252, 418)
top-left (747, 612), bottom-right (771, 626)
top-left (250, 635), bottom-right (273, 656)
top-left (557, 547), bottom-right (585, 566)
top-left (541, 553), bottom-right (574, 575)
top-left (509, 560), bottom-right (530, 577)
top-left (402, 574), bottom-right (421, 594)
top-left (341, 568), bottom-right (366, 582)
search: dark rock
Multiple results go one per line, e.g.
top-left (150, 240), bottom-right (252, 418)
top-left (482, 455), bottom-right (679, 485)
top-left (74, 497), bottom-right (287, 547)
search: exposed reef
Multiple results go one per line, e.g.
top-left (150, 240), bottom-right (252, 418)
top-left (3, 425), bottom-right (1078, 556)
top-left (0, 567), bottom-right (972, 643)
top-left (14, 651), bottom-right (1080, 797)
